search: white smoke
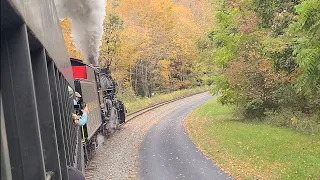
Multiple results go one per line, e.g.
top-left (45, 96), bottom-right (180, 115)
top-left (97, 133), bottom-right (105, 146)
top-left (54, 0), bottom-right (106, 66)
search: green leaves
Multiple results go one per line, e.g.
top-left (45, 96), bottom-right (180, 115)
top-left (290, 0), bottom-right (320, 97)
top-left (209, 6), bottom-right (243, 67)
top-left (99, 12), bottom-right (123, 68)
top-left (204, 0), bottom-right (319, 119)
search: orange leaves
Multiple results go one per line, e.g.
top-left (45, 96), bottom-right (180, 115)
top-left (114, 0), bottom-right (203, 91)
top-left (60, 18), bottom-right (83, 59)
top-left (236, 11), bottom-right (260, 34)
top-left (175, 0), bottom-right (215, 30)
top-left (226, 55), bottom-right (295, 102)
top-left (117, 0), bottom-right (200, 62)
top-left (158, 59), bottom-right (170, 82)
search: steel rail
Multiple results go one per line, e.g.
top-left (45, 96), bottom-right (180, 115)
top-left (122, 90), bottom-right (210, 124)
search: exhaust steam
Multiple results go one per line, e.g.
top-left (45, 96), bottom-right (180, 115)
top-left (97, 133), bottom-right (105, 147)
top-left (54, 0), bottom-right (106, 66)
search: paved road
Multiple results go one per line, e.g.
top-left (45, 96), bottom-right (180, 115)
top-left (139, 95), bottom-right (232, 180)
top-left (85, 93), bottom-right (212, 179)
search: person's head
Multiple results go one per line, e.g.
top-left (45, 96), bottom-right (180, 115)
top-left (75, 92), bottom-right (81, 102)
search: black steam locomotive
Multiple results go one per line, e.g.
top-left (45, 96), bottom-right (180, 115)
top-left (70, 58), bottom-right (126, 164)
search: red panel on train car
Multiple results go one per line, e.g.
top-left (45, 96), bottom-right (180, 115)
top-left (72, 66), bottom-right (87, 79)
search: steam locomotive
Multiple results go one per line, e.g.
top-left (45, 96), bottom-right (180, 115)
top-left (70, 58), bottom-right (126, 164)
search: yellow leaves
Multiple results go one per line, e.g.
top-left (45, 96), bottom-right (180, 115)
top-left (115, 25), bottom-right (151, 65)
top-left (111, 0), bottom-right (202, 90)
top-left (290, 117), bottom-right (298, 125)
top-left (96, 0), bottom-right (214, 91)
top-left (60, 18), bottom-right (83, 59)
top-left (117, 0), bottom-right (200, 62)
top-left (158, 59), bottom-right (170, 82)
top-left (175, 0), bottom-right (215, 31)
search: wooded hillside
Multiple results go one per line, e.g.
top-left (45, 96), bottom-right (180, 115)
top-left (61, 0), bottom-right (319, 129)
top-left (61, 0), bottom-right (214, 97)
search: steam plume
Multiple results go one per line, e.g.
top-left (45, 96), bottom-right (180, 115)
top-left (54, 0), bottom-right (106, 65)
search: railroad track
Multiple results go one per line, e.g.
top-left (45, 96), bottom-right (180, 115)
top-left (124, 90), bottom-right (210, 123)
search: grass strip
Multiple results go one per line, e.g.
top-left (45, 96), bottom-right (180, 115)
top-left (185, 98), bottom-right (320, 180)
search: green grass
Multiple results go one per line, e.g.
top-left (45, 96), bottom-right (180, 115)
top-left (185, 98), bottom-right (320, 180)
top-left (122, 86), bottom-right (210, 114)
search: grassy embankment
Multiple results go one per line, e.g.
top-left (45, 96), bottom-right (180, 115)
top-left (185, 98), bottom-right (320, 180)
top-left (121, 86), bottom-right (210, 114)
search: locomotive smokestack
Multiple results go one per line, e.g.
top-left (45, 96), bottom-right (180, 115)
top-left (54, 0), bottom-right (106, 66)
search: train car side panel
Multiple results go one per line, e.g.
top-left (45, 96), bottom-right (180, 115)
top-left (76, 80), bottom-right (102, 140)
top-left (4, 0), bottom-right (74, 86)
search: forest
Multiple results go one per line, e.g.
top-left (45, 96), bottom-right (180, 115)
top-left (61, 0), bottom-right (319, 133)
top-left (205, 0), bottom-right (319, 134)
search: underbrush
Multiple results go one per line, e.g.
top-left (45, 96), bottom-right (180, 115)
top-left (264, 110), bottom-right (320, 135)
top-left (225, 99), bottom-right (320, 135)
top-left (118, 86), bottom-right (210, 114)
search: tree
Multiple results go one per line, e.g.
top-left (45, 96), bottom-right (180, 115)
top-left (290, 0), bottom-right (320, 98)
top-left (116, 0), bottom-right (201, 95)
top-left (60, 18), bottom-right (83, 59)
top-left (204, 0), bottom-right (320, 119)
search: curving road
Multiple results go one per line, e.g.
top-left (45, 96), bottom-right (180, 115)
top-left (139, 95), bottom-right (232, 180)
top-left (85, 93), bottom-right (232, 180)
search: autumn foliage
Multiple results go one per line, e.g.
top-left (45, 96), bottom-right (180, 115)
top-left (59, 0), bottom-right (319, 122)
top-left (60, 18), bottom-right (83, 60)
top-left (60, 0), bottom-right (214, 97)
top-left (208, 0), bottom-right (319, 121)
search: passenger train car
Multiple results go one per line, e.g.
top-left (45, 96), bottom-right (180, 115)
top-left (1, 0), bottom-right (125, 179)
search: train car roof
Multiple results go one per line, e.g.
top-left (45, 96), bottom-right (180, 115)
top-left (1, 0), bottom-right (75, 87)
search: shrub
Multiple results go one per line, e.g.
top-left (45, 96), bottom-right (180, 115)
top-left (265, 109), bottom-right (320, 135)
top-left (244, 99), bottom-right (266, 119)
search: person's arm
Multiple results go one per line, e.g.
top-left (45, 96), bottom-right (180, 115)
top-left (78, 106), bottom-right (88, 126)
top-left (78, 113), bottom-right (87, 126)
